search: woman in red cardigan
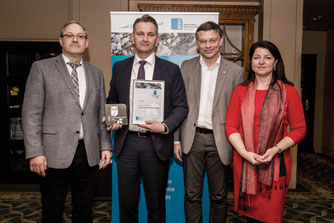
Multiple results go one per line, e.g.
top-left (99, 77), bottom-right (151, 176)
top-left (225, 40), bottom-right (306, 223)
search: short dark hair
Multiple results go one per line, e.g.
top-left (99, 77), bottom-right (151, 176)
top-left (195, 21), bottom-right (223, 39)
top-left (60, 21), bottom-right (88, 39)
top-left (245, 40), bottom-right (294, 87)
top-left (133, 14), bottom-right (158, 35)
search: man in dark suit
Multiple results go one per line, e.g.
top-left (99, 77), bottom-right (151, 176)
top-left (174, 22), bottom-right (244, 222)
top-left (22, 21), bottom-right (112, 223)
top-left (107, 15), bottom-right (188, 222)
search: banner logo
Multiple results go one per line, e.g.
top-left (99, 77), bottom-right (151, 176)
top-left (171, 18), bottom-right (183, 30)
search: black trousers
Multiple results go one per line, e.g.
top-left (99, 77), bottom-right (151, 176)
top-left (116, 134), bottom-right (170, 223)
top-left (40, 140), bottom-right (99, 223)
top-left (183, 131), bottom-right (229, 223)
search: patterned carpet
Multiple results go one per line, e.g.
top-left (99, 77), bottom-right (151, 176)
top-left (0, 153), bottom-right (333, 223)
top-left (0, 193), bottom-right (111, 223)
top-left (283, 153), bottom-right (334, 223)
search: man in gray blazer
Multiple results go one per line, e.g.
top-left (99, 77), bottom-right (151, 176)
top-left (22, 21), bottom-right (112, 223)
top-left (174, 21), bottom-right (244, 223)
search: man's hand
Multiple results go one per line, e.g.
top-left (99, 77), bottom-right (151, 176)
top-left (103, 116), bottom-right (123, 131)
top-left (173, 144), bottom-right (183, 162)
top-left (100, 150), bottom-right (112, 169)
top-left (138, 120), bottom-right (165, 133)
top-left (30, 156), bottom-right (47, 177)
top-left (106, 123), bottom-right (123, 131)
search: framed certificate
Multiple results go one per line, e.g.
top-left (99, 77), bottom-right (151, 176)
top-left (132, 80), bottom-right (165, 124)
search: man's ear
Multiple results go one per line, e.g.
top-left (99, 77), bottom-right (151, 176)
top-left (155, 36), bottom-right (160, 47)
top-left (85, 39), bottom-right (89, 49)
top-left (219, 37), bottom-right (223, 46)
top-left (131, 33), bottom-right (134, 43)
top-left (59, 37), bottom-right (63, 47)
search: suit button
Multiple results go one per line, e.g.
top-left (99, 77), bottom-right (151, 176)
top-left (76, 131), bottom-right (80, 134)
top-left (81, 112), bottom-right (84, 116)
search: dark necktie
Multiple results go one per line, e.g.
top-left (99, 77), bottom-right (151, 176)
top-left (137, 60), bottom-right (147, 80)
top-left (67, 62), bottom-right (80, 96)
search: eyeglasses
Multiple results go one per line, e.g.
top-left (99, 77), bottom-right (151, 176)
top-left (62, 34), bottom-right (87, 40)
top-left (198, 38), bottom-right (219, 45)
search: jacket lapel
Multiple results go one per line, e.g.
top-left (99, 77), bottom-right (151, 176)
top-left (152, 56), bottom-right (162, 80)
top-left (55, 55), bottom-right (81, 106)
top-left (193, 57), bottom-right (202, 111)
top-left (82, 60), bottom-right (91, 111)
top-left (124, 57), bottom-right (134, 108)
top-left (212, 57), bottom-right (228, 109)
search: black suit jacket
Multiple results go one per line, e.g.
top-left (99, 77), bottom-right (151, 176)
top-left (107, 56), bottom-right (188, 161)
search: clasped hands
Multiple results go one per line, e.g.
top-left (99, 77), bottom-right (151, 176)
top-left (245, 146), bottom-right (280, 166)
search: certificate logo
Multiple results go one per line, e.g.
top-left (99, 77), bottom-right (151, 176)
top-left (110, 106), bottom-right (118, 116)
top-left (171, 18), bottom-right (183, 30)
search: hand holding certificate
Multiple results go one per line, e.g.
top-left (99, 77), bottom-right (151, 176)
top-left (132, 80), bottom-right (165, 125)
top-left (138, 120), bottom-right (166, 133)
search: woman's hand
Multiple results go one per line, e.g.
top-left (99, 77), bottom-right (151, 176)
top-left (258, 146), bottom-right (279, 164)
top-left (243, 151), bottom-right (264, 166)
top-left (228, 133), bottom-right (267, 166)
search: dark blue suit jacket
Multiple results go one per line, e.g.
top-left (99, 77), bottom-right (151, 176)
top-left (107, 56), bottom-right (188, 161)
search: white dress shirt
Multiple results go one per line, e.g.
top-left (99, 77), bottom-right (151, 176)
top-left (196, 55), bottom-right (220, 130)
top-left (62, 54), bottom-right (87, 139)
top-left (129, 53), bottom-right (155, 131)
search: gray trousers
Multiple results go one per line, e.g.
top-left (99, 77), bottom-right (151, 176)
top-left (183, 131), bottom-right (228, 223)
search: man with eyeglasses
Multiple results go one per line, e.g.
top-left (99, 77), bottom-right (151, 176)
top-left (22, 21), bottom-right (112, 223)
top-left (173, 21), bottom-right (244, 223)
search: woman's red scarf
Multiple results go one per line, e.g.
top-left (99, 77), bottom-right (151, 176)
top-left (239, 80), bottom-right (287, 209)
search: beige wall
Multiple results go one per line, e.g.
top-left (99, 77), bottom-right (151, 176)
top-left (0, 0), bottom-right (128, 93)
top-left (76, 0), bottom-right (128, 92)
top-left (0, 0), bottom-right (69, 41)
top-left (302, 31), bottom-right (327, 154)
top-left (323, 28), bottom-right (334, 158)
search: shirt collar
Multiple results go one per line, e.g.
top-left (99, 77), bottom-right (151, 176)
top-left (199, 54), bottom-right (221, 69)
top-left (62, 54), bottom-right (83, 66)
top-left (134, 53), bottom-right (155, 66)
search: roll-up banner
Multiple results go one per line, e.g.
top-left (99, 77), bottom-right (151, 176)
top-left (110, 11), bottom-right (219, 223)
